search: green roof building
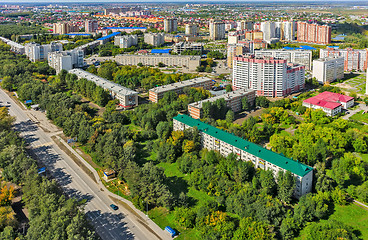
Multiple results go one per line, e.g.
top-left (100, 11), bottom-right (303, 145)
top-left (173, 114), bottom-right (313, 198)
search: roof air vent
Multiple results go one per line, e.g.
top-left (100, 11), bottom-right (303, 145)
top-left (285, 161), bottom-right (288, 164)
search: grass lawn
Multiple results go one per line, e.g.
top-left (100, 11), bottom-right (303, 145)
top-left (296, 204), bottom-right (368, 240)
top-left (350, 110), bottom-right (368, 124)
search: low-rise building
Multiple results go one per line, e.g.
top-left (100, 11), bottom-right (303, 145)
top-left (48, 50), bottom-right (84, 73)
top-left (313, 57), bottom-right (344, 84)
top-left (173, 114), bottom-right (313, 199)
top-left (144, 32), bottom-right (165, 46)
top-left (302, 91), bottom-right (354, 116)
top-left (114, 35), bottom-right (138, 48)
top-left (115, 54), bottom-right (200, 72)
top-left (173, 42), bottom-right (203, 54)
top-left (188, 89), bottom-right (256, 119)
top-left (25, 42), bottom-right (63, 62)
top-left (148, 77), bottom-right (213, 103)
top-left (68, 69), bottom-right (138, 108)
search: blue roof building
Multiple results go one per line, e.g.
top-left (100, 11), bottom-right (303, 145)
top-left (151, 49), bottom-right (171, 54)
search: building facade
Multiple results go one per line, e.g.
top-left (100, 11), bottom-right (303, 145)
top-left (233, 55), bottom-right (305, 97)
top-left (313, 57), bottom-right (344, 84)
top-left (53, 22), bottom-right (78, 35)
top-left (0, 36), bottom-right (25, 54)
top-left (144, 33), bottom-right (165, 46)
top-left (148, 77), bottom-right (213, 103)
top-left (115, 54), bottom-right (200, 71)
top-left (297, 22), bottom-right (331, 44)
top-left (227, 40), bottom-right (267, 68)
top-left (188, 89), bottom-right (256, 119)
top-left (25, 42), bottom-right (63, 62)
top-left (48, 50), bottom-right (84, 73)
top-left (173, 114), bottom-right (313, 199)
top-left (68, 69), bottom-right (138, 108)
top-left (320, 47), bottom-right (368, 71)
top-left (302, 91), bottom-right (354, 116)
top-left (114, 35), bottom-right (138, 48)
top-left (185, 24), bottom-right (198, 36)
top-left (209, 20), bottom-right (226, 40)
top-left (254, 49), bottom-right (312, 70)
top-left (173, 42), bottom-right (203, 54)
top-left (164, 18), bottom-right (178, 33)
top-left (85, 19), bottom-right (98, 33)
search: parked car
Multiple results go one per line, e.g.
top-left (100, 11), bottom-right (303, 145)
top-left (110, 204), bottom-right (118, 210)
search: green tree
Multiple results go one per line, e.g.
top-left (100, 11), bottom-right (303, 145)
top-left (242, 97), bottom-right (251, 111)
top-left (0, 76), bottom-right (13, 91)
top-left (226, 110), bottom-right (235, 123)
top-left (277, 171), bottom-right (295, 204)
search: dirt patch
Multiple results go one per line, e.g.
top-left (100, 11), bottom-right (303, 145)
top-left (51, 136), bottom-right (97, 183)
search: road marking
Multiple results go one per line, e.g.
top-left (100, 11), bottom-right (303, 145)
top-left (33, 141), bottom-right (53, 148)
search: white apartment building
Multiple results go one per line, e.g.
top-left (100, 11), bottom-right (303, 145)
top-left (255, 49), bottom-right (312, 70)
top-left (233, 55), bottom-right (305, 97)
top-left (237, 21), bottom-right (253, 31)
top-left (313, 57), bottom-right (344, 84)
top-left (48, 50), bottom-right (84, 73)
top-left (114, 35), bottom-right (138, 48)
top-left (0, 36), bottom-right (25, 54)
top-left (173, 42), bottom-right (203, 54)
top-left (173, 114), bottom-right (314, 199)
top-left (69, 69), bottom-right (138, 108)
top-left (209, 20), bottom-right (226, 40)
top-left (144, 33), bottom-right (165, 46)
top-left (185, 24), bottom-right (198, 36)
top-left (320, 47), bottom-right (368, 72)
top-left (261, 21), bottom-right (276, 43)
top-left (25, 42), bottom-right (63, 62)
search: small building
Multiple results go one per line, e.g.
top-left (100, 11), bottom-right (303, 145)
top-left (103, 169), bottom-right (116, 181)
top-left (302, 91), bottom-right (354, 116)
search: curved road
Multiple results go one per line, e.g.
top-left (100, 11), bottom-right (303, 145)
top-left (0, 89), bottom-right (169, 240)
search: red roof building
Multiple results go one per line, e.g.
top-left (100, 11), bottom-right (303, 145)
top-left (302, 91), bottom-right (354, 116)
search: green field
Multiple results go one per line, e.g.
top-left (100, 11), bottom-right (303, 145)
top-left (296, 204), bottom-right (368, 240)
top-left (350, 110), bottom-right (368, 124)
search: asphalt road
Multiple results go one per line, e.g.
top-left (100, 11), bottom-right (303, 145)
top-left (0, 89), bottom-right (162, 240)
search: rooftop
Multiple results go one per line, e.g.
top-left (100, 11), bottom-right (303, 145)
top-left (97, 31), bottom-right (122, 41)
top-left (303, 91), bottom-right (354, 109)
top-left (149, 77), bottom-right (212, 94)
top-left (102, 27), bottom-right (147, 30)
top-left (151, 49), bottom-right (171, 54)
top-left (174, 114), bottom-right (313, 177)
top-left (68, 69), bottom-right (138, 96)
top-left (189, 89), bottom-right (256, 109)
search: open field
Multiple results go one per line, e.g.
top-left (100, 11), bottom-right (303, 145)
top-left (350, 110), bottom-right (368, 124)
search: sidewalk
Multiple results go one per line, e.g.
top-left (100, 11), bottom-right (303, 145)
top-left (55, 136), bottom-right (171, 240)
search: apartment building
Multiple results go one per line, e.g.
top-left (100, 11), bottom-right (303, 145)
top-left (232, 55), bottom-right (305, 97)
top-left (209, 19), bottom-right (226, 40)
top-left (313, 57), bottom-right (344, 83)
top-left (148, 77), bottom-right (213, 103)
top-left (53, 22), bottom-right (78, 35)
top-left (185, 24), bottom-right (198, 36)
top-left (303, 91), bottom-right (354, 116)
top-left (48, 50), bottom-right (84, 73)
top-left (114, 35), bottom-right (138, 48)
top-left (68, 69), bottom-right (138, 108)
top-left (0, 36), bottom-right (25, 54)
top-left (227, 40), bottom-right (268, 68)
top-left (85, 19), bottom-right (98, 33)
top-left (261, 21), bottom-right (276, 43)
top-left (254, 49), bottom-right (312, 70)
top-left (173, 114), bottom-right (313, 199)
top-left (115, 54), bottom-right (200, 71)
top-left (173, 42), bottom-right (203, 54)
top-left (297, 22), bottom-right (331, 44)
top-left (164, 18), bottom-right (178, 33)
top-left (237, 20), bottom-right (253, 31)
top-left (25, 42), bottom-right (63, 62)
top-left (320, 47), bottom-right (368, 71)
top-left (244, 30), bottom-right (264, 41)
top-left (188, 89), bottom-right (256, 119)
top-left (144, 32), bottom-right (165, 46)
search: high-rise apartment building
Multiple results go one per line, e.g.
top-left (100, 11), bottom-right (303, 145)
top-left (232, 55), bottom-right (305, 97)
top-left (185, 24), bottom-right (198, 36)
top-left (114, 35), bottom-right (138, 48)
top-left (164, 18), bottom-right (178, 33)
top-left (209, 19), bottom-right (226, 40)
top-left (261, 21), bottom-right (276, 43)
top-left (320, 47), bottom-right (368, 71)
top-left (237, 20), bottom-right (253, 31)
top-left (254, 49), bottom-right (312, 70)
top-left (53, 22), bottom-right (79, 35)
top-left (313, 57), bottom-right (344, 84)
top-left (85, 19), bottom-right (98, 33)
top-left (297, 22), bottom-right (331, 44)
top-left (48, 50), bottom-right (84, 73)
top-left (227, 40), bottom-right (267, 68)
top-left (25, 42), bottom-right (63, 62)
top-left (144, 33), bottom-right (165, 46)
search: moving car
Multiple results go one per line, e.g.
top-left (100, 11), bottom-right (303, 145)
top-left (110, 204), bottom-right (118, 210)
